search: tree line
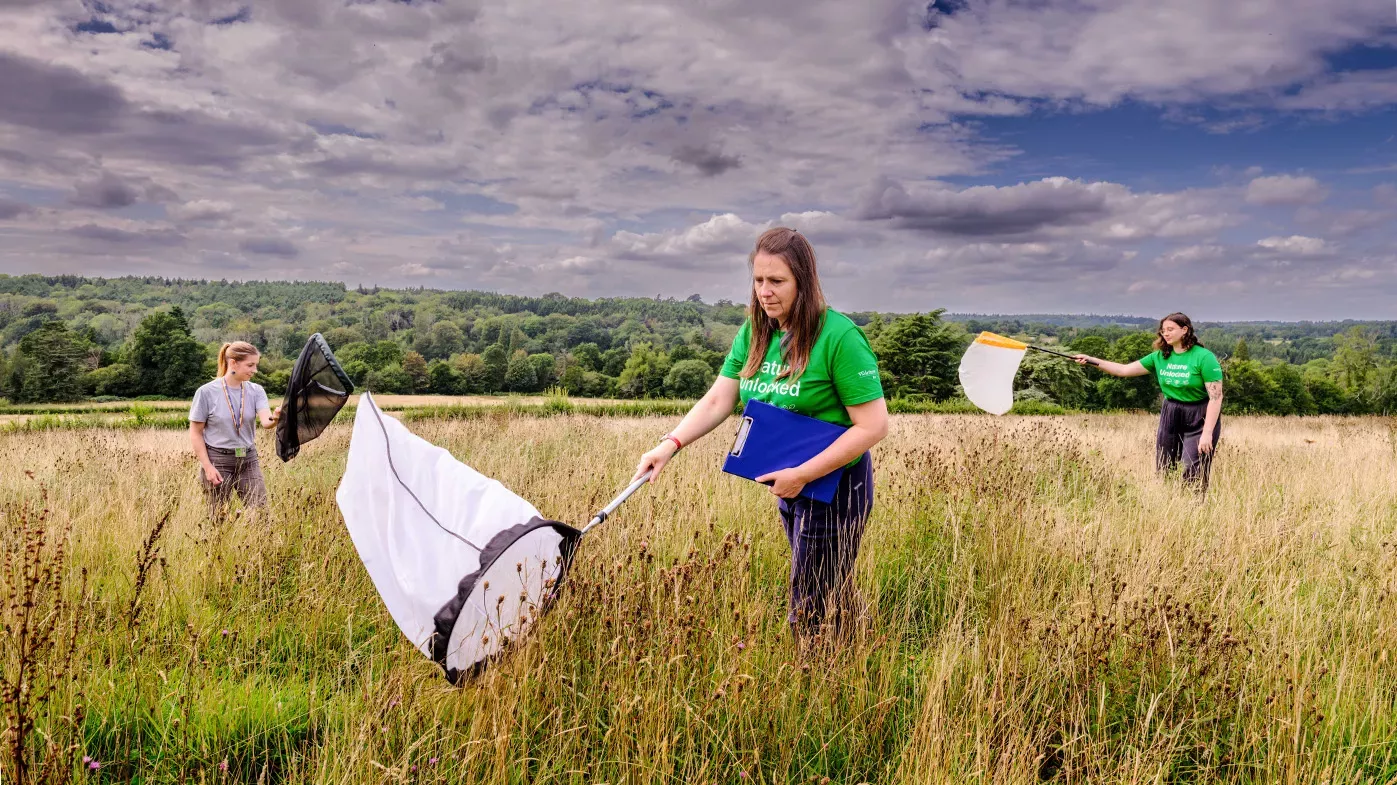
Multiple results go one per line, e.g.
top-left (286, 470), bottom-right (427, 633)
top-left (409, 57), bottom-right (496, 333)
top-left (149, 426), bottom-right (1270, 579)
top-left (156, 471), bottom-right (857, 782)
top-left (1, 274), bottom-right (1393, 415)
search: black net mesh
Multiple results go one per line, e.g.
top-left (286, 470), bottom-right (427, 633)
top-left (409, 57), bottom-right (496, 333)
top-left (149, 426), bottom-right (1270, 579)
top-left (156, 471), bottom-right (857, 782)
top-left (276, 333), bottom-right (354, 462)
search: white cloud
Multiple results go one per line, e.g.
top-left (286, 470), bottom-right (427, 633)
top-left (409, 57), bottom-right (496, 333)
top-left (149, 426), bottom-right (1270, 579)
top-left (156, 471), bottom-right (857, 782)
top-left (170, 199), bottom-right (236, 222)
top-left (1245, 175), bottom-right (1328, 206)
top-left (1256, 235), bottom-right (1330, 256)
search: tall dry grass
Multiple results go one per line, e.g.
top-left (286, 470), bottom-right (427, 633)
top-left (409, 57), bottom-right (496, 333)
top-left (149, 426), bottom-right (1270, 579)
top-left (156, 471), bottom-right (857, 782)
top-left (1, 412), bottom-right (1395, 783)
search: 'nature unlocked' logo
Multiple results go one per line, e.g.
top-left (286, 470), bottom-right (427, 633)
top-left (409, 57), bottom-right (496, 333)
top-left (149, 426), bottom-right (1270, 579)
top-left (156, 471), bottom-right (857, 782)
top-left (740, 360), bottom-right (801, 397)
top-left (1159, 362), bottom-right (1194, 386)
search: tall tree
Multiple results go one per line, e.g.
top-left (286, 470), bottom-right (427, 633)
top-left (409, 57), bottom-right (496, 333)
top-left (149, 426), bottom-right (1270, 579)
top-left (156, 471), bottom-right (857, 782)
top-left (504, 351), bottom-right (539, 392)
top-left (14, 321), bottom-right (89, 402)
top-left (481, 344), bottom-right (509, 392)
top-left (128, 306), bottom-right (206, 397)
top-left (871, 310), bottom-right (964, 401)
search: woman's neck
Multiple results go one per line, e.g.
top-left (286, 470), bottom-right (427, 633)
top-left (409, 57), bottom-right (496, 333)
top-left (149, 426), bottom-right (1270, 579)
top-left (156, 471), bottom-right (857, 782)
top-left (223, 373), bottom-right (244, 388)
top-left (1170, 342), bottom-right (1187, 354)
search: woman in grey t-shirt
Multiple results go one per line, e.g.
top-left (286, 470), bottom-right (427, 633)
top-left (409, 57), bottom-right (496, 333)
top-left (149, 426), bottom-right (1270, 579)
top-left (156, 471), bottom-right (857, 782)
top-left (189, 341), bottom-right (281, 519)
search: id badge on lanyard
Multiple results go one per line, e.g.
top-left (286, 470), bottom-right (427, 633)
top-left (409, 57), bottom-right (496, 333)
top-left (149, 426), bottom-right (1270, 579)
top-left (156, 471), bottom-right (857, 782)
top-left (222, 380), bottom-right (249, 458)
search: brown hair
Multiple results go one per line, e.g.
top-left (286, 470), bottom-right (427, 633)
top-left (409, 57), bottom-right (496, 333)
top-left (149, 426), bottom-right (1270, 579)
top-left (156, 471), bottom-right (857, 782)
top-left (217, 341), bottom-right (260, 378)
top-left (740, 227), bottom-right (828, 383)
top-left (1153, 312), bottom-right (1202, 359)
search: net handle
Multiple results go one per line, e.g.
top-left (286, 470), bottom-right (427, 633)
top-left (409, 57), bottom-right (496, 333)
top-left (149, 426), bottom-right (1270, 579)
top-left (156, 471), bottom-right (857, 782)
top-left (580, 470), bottom-right (652, 535)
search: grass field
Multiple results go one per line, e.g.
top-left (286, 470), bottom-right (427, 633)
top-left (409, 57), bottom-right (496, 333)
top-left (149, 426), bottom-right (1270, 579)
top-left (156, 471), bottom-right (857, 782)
top-left (3, 412), bottom-right (1397, 783)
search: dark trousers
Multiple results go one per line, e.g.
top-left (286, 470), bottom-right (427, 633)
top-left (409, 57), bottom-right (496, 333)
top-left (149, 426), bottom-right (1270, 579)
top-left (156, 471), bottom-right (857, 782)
top-left (200, 446), bottom-right (268, 519)
top-left (777, 452), bottom-right (874, 636)
top-left (1156, 399), bottom-right (1220, 494)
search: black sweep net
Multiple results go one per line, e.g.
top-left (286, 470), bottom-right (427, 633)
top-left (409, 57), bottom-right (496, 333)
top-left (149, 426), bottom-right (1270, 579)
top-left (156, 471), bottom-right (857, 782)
top-left (277, 333), bottom-right (354, 462)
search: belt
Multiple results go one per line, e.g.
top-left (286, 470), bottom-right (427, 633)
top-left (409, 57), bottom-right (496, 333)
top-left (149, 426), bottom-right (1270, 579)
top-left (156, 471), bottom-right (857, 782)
top-left (205, 445), bottom-right (256, 456)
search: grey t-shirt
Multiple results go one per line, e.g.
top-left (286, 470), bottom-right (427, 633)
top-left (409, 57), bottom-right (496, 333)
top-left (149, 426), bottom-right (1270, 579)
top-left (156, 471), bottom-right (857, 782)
top-left (190, 379), bottom-right (269, 450)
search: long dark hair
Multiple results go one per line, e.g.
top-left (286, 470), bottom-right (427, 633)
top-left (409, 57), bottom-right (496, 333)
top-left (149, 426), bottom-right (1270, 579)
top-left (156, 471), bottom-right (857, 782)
top-left (740, 227), bottom-right (827, 383)
top-left (1154, 312), bottom-right (1203, 359)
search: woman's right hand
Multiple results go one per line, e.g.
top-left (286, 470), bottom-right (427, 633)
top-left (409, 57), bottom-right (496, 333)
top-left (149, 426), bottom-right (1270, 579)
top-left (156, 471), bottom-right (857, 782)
top-left (632, 441), bottom-right (678, 484)
top-left (1073, 354), bottom-right (1097, 366)
top-left (203, 464), bottom-right (224, 486)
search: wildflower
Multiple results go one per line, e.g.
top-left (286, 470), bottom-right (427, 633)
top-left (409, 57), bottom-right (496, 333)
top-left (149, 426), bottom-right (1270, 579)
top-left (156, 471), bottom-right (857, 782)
top-left (221, 629), bottom-right (230, 637)
top-left (89, 761), bottom-right (101, 771)
top-left (429, 757), bottom-right (438, 765)
top-left (219, 759), bottom-right (229, 772)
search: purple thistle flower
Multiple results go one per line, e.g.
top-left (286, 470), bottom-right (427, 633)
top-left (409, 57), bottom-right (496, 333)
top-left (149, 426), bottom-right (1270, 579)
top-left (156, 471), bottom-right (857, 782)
top-left (219, 758), bottom-right (229, 772)
top-left (89, 761), bottom-right (101, 771)
top-left (82, 755), bottom-right (92, 764)
top-left (429, 757), bottom-right (438, 765)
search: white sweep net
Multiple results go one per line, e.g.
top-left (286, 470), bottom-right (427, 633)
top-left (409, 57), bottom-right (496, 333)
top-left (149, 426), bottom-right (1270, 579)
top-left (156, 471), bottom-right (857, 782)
top-left (335, 392), bottom-right (574, 679)
top-left (958, 335), bottom-right (1028, 416)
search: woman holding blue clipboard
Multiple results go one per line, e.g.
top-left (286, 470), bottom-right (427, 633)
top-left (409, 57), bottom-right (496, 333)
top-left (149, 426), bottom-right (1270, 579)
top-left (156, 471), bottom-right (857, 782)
top-left (632, 227), bottom-right (889, 639)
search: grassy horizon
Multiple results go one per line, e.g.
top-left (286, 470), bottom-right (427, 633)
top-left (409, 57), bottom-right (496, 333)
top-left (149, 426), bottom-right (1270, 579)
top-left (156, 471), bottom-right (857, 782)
top-left (3, 412), bottom-right (1397, 783)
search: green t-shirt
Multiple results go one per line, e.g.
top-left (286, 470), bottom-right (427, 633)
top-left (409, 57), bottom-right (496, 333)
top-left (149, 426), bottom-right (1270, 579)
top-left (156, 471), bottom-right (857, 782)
top-left (719, 308), bottom-right (884, 428)
top-left (1138, 346), bottom-right (1223, 402)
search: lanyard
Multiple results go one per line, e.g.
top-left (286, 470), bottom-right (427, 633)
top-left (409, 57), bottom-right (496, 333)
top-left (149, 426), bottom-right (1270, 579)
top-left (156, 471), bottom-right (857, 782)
top-left (221, 379), bottom-right (246, 434)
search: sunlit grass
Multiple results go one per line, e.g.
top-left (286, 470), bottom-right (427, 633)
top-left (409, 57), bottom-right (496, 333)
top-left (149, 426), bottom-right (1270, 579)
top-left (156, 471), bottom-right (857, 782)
top-left (2, 412), bottom-right (1396, 783)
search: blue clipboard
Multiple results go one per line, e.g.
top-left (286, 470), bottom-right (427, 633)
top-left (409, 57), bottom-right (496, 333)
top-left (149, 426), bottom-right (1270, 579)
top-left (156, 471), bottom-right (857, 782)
top-left (722, 399), bottom-right (847, 504)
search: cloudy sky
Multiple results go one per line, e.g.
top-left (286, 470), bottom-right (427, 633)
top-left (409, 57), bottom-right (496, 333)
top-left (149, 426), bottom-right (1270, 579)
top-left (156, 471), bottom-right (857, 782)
top-left (1, 0), bottom-right (1396, 320)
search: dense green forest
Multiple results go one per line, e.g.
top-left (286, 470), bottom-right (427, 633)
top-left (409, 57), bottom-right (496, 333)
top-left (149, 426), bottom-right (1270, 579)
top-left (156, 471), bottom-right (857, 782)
top-left (1, 274), bottom-right (1394, 415)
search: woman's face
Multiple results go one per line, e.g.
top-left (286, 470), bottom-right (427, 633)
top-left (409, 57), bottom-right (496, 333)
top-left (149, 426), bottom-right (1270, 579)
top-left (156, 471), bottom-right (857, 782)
top-left (1160, 319), bottom-right (1187, 346)
top-left (229, 354), bottom-right (260, 381)
top-left (752, 252), bottom-right (798, 327)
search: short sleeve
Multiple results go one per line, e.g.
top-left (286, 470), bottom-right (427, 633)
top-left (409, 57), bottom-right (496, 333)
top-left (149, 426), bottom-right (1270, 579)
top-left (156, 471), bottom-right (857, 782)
top-left (719, 320), bottom-right (752, 379)
top-left (1201, 351), bottom-right (1223, 383)
top-left (253, 383), bottom-right (270, 412)
top-left (830, 325), bottom-right (883, 406)
top-left (1138, 351), bottom-right (1159, 372)
top-left (189, 386), bottom-right (209, 423)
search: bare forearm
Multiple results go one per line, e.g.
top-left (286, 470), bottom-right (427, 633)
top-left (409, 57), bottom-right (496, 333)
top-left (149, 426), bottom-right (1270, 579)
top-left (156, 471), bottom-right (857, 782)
top-left (668, 392), bottom-right (736, 446)
top-left (1202, 381), bottom-right (1223, 442)
top-left (190, 426), bottom-right (213, 467)
top-left (1096, 359), bottom-right (1133, 377)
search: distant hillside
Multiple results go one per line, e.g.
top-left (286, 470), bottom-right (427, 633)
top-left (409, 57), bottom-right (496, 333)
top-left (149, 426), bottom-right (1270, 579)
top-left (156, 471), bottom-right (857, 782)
top-left (1, 274), bottom-right (1393, 414)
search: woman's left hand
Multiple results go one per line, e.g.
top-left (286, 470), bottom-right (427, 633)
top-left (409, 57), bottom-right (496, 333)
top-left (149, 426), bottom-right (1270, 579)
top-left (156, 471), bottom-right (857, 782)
top-left (1198, 434), bottom-right (1214, 454)
top-left (755, 467), bottom-right (808, 499)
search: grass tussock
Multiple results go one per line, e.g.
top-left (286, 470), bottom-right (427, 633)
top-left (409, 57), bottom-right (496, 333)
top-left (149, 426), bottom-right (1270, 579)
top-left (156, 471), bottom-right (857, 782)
top-left (1, 413), bottom-right (1396, 783)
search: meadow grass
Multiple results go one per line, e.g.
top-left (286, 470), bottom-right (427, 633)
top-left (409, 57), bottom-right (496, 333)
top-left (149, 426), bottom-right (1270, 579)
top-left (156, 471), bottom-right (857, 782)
top-left (2, 413), bottom-right (1396, 783)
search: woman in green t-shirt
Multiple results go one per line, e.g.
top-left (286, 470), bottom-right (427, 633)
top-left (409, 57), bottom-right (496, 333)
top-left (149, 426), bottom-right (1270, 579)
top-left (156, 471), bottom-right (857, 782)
top-left (1073, 312), bottom-right (1225, 494)
top-left (632, 227), bottom-right (890, 639)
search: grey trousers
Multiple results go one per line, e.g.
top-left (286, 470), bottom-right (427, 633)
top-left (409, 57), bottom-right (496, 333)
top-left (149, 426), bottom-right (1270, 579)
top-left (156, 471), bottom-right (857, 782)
top-left (200, 445), bottom-right (268, 519)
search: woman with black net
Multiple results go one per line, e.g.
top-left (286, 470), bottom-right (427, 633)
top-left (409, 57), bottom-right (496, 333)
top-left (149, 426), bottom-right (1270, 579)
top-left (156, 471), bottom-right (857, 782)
top-left (189, 341), bottom-right (281, 519)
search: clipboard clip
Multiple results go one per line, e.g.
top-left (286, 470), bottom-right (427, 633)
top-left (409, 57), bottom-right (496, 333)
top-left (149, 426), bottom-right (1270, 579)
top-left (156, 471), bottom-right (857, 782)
top-left (729, 415), bottom-right (754, 458)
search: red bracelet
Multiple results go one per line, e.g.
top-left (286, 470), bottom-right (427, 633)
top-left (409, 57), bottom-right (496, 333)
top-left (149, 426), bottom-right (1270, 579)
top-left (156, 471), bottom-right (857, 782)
top-left (662, 434), bottom-right (683, 451)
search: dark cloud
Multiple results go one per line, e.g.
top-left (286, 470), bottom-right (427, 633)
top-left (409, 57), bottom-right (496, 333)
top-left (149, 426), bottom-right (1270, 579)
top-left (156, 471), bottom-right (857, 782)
top-left (0, 53), bottom-right (128, 134)
top-left (852, 177), bottom-right (1112, 236)
top-left (0, 199), bottom-right (35, 220)
top-left (0, 53), bottom-right (289, 168)
top-left (672, 145), bottom-right (742, 177)
top-left (239, 237), bottom-right (300, 257)
top-left (66, 223), bottom-right (186, 246)
top-left (70, 172), bottom-right (142, 209)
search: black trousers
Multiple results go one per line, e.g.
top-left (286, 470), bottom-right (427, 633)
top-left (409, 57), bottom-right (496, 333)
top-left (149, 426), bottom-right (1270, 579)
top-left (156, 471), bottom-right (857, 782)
top-left (1156, 398), bottom-right (1220, 494)
top-left (777, 452), bottom-right (874, 636)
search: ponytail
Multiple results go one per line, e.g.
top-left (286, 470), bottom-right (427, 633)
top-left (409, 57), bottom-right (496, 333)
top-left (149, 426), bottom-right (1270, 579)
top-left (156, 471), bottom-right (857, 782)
top-left (216, 341), bottom-right (260, 378)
